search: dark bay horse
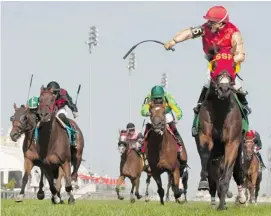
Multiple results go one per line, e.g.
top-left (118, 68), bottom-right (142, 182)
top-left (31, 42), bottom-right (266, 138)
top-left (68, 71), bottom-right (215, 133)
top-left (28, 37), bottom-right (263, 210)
top-left (37, 87), bottom-right (83, 204)
top-left (144, 102), bottom-right (182, 205)
top-left (10, 104), bottom-right (46, 202)
top-left (196, 50), bottom-right (247, 210)
top-left (10, 104), bottom-right (67, 203)
top-left (115, 135), bottom-right (151, 203)
top-left (242, 133), bottom-right (262, 205)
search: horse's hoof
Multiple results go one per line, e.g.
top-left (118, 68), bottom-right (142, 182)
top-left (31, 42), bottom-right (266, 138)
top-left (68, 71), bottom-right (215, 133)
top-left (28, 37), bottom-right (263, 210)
top-left (160, 200), bottom-right (164, 205)
top-left (217, 205), bottom-right (227, 211)
top-left (130, 198), bottom-right (135, 203)
top-left (136, 195), bottom-right (142, 200)
top-left (198, 181), bottom-right (209, 191)
top-left (51, 195), bottom-right (60, 204)
top-left (15, 194), bottom-right (24, 202)
top-left (60, 200), bottom-right (65, 204)
top-left (226, 191), bottom-right (233, 198)
top-left (145, 198), bottom-right (150, 203)
top-left (37, 192), bottom-right (45, 200)
top-left (118, 196), bottom-right (124, 200)
top-left (68, 196), bottom-right (75, 205)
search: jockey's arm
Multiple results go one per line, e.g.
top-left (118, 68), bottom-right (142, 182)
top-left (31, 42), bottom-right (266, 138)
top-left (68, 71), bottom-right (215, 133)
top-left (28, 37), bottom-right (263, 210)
top-left (65, 91), bottom-right (78, 112)
top-left (231, 31), bottom-right (246, 63)
top-left (141, 95), bottom-right (151, 117)
top-left (170, 26), bottom-right (204, 45)
top-left (165, 93), bottom-right (183, 120)
top-left (254, 131), bottom-right (262, 149)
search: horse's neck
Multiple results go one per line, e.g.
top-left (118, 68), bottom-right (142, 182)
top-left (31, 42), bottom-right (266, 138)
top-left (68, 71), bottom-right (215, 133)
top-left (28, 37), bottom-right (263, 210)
top-left (161, 130), bottom-right (172, 150)
top-left (206, 90), bottom-right (235, 128)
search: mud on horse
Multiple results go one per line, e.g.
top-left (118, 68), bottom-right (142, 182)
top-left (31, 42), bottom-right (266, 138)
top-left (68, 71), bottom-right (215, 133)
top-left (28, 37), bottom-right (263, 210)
top-left (115, 132), bottom-right (151, 203)
top-left (37, 86), bottom-right (77, 204)
top-left (144, 102), bottom-right (183, 205)
top-left (194, 49), bottom-right (248, 210)
top-left (241, 131), bottom-right (262, 205)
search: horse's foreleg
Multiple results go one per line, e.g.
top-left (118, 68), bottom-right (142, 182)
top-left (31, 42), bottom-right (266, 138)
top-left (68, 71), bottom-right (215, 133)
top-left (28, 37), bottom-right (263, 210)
top-left (172, 167), bottom-right (181, 202)
top-left (134, 177), bottom-right (142, 200)
top-left (250, 167), bottom-right (258, 205)
top-left (130, 178), bottom-right (136, 203)
top-left (165, 173), bottom-right (171, 202)
top-left (37, 168), bottom-right (45, 200)
top-left (15, 158), bottom-right (33, 202)
top-left (198, 133), bottom-right (213, 191)
top-left (115, 175), bottom-right (125, 200)
top-left (153, 173), bottom-right (164, 205)
top-left (182, 168), bottom-right (189, 202)
top-left (61, 161), bottom-right (75, 205)
top-left (145, 174), bottom-right (151, 202)
top-left (217, 140), bottom-right (239, 211)
top-left (42, 165), bottom-right (60, 204)
top-left (55, 167), bottom-right (65, 204)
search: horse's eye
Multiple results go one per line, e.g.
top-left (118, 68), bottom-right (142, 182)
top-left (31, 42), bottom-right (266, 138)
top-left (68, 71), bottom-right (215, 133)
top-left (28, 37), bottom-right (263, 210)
top-left (20, 115), bottom-right (27, 123)
top-left (10, 115), bottom-right (15, 121)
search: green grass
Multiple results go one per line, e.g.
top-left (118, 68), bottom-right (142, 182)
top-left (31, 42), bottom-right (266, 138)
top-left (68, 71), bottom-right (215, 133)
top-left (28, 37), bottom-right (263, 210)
top-left (1, 199), bottom-right (271, 216)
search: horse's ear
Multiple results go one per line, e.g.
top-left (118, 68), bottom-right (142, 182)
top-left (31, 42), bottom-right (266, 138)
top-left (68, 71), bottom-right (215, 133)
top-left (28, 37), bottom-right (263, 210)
top-left (13, 103), bottom-right (18, 110)
top-left (40, 85), bottom-right (44, 92)
top-left (25, 104), bottom-right (29, 109)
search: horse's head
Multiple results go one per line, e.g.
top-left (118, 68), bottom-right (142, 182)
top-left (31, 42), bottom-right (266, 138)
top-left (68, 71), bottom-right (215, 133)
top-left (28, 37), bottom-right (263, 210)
top-left (10, 103), bottom-right (35, 142)
top-left (244, 132), bottom-right (256, 161)
top-left (37, 85), bottom-right (57, 122)
top-left (209, 50), bottom-right (240, 99)
top-left (149, 101), bottom-right (166, 133)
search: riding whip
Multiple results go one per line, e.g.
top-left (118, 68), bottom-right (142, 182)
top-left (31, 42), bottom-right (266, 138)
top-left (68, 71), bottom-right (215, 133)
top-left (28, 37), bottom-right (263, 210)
top-left (123, 40), bottom-right (175, 60)
top-left (75, 84), bottom-right (81, 105)
top-left (26, 74), bottom-right (33, 105)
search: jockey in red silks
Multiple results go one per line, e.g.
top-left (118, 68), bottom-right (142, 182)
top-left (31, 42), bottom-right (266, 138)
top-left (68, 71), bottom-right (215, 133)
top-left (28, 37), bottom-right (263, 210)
top-left (245, 130), bottom-right (266, 170)
top-left (117, 123), bottom-right (150, 171)
top-left (164, 5), bottom-right (251, 116)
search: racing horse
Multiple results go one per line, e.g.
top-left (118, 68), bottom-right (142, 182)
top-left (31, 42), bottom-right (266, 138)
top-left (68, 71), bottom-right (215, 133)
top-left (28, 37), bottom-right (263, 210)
top-left (144, 101), bottom-right (182, 205)
top-left (115, 131), bottom-right (152, 203)
top-left (10, 104), bottom-right (46, 202)
top-left (195, 49), bottom-right (247, 210)
top-left (37, 86), bottom-right (83, 204)
top-left (242, 132), bottom-right (262, 205)
top-left (10, 104), bottom-right (67, 203)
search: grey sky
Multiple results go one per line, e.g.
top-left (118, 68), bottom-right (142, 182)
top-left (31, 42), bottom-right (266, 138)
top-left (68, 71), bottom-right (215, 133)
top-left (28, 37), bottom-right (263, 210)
top-left (1, 1), bottom-right (271, 197)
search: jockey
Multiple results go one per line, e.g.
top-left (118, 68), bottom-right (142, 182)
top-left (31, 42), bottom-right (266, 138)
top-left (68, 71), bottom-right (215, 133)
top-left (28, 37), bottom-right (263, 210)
top-left (164, 5), bottom-right (252, 116)
top-left (27, 96), bottom-right (40, 123)
top-left (46, 81), bottom-right (78, 144)
top-left (141, 85), bottom-right (184, 163)
top-left (117, 123), bottom-right (149, 170)
top-left (246, 130), bottom-right (266, 169)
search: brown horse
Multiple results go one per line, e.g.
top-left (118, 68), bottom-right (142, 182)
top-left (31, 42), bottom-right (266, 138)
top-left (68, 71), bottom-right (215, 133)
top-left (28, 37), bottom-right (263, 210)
top-left (10, 104), bottom-right (46, 202)
top-left (196, 49), bottom-right (246, 210)
top-left (115, 137), bottom-right (151, 203)
top-left (36, 87), bottom-right (81, 204)
top-left (144, 102), bottom-right (182, 205)
top-left (242, 135), bottom-right (262, 205)
top-left (10, 104), bottom-right (67, 203)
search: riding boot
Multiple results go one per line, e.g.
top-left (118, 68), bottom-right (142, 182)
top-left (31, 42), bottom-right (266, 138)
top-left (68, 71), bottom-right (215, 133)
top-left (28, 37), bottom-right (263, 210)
top-left (144, 123), bottom-right (151, 137)
top-left (193, 86), bottom-right (208, 114)
top-left (236, 92), bottom-right (252, 116)
top-left (169, 122), bottom-right (183, 164)
top-left (58, 113), bottom-right (75, 145)
top-left (256, 152), bottom-right (266, 169)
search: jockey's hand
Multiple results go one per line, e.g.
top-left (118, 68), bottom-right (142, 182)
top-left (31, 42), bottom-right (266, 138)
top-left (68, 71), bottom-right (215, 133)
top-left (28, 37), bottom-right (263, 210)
top-left (73, 112), bottom-right (78, 118)
top-left (173, 120), bottom-right (179, 125)
top-left (164, 40), bottom-right (176, 50)
top-left (146, 111), bottom-right (151, 117)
